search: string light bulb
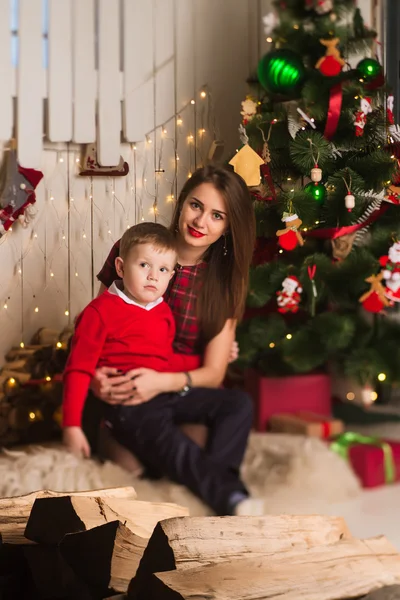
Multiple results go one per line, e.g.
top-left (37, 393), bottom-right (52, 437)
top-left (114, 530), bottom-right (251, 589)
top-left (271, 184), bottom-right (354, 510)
top-left (266, 37), bottom-right (273, 42)
top-left (45, 376), bottom-right (51, 382)
top-left (3, 303), bottom-right (7, 309)
top-left (8, 378), bottom-right (16, 386)
top-left (177, 116), bottom-right (183, 126)
top-left (20, 342), bottom-right (24, 348)
top-left (56, 342), bottom-right (62, 348)
top-left (286, 334), bottom-right (292, 340)
top-left (346, 392), bottom-right (355, 400)
top-left (50, 196), bottom-right (54, 201)
top-left (378, 373), bottom-right (387, 381)
top-left (34, 306), bottom-right (39, 313)
top-left (133, 145), bottom-right (137, 150)
top-left (75, 157), bottom-right (80, 163)
top-left (59, 157), bottom-right (64, 163)
top-left (200, 90), bottom-right (206, 98)
top-left (50, 272), bottom-right (54, 277)
top-left (82, 233), bottom-right (86, 239)
top-left (29, 412), bottom-right (36, 421)
top-left (65, 310), bottom-right (69, 316)
top-left (269, 342), bottom-right (275, 348)
top-left (190, 99), bottom-right (195, 105)
top-left (163, 128), bottom-right (167, 134)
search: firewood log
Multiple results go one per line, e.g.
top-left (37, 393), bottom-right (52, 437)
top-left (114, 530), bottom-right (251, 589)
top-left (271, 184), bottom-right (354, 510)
top-left (59, 521), bottom-right (147, 595)
top-left (0, 542), bottom-right (41, 599)
top-left (1, 370), bottom-right (31, 383)
top-left (135, 536), bottom-right (400, 600)
top-left (23, 544), bottom-right (93, 599)
top-left (6, 346), bottom-right (44, 361)
top-left (129, 514), bottom-right (351, 597)
top-left (3, 359), bottom-right (28, 371)
top-left (31, 328), bottom-right (61, 346)
top-left (0, 487), bottom-right (137, 545)
top-left (25, 496), bottom-right (189, 545)
top-left (363, 586), bottom-right (400, 599)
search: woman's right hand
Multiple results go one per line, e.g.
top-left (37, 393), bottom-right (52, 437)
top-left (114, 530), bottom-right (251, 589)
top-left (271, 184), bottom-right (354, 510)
top-left (90, 366), bottom-right (136, 404)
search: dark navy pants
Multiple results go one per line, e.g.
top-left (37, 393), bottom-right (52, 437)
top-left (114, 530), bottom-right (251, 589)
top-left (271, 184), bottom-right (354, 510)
top-left (101, 388), bottom-right (253, 515)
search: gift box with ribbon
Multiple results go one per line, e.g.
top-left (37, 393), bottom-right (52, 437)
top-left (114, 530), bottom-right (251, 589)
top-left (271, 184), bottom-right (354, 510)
top-left (244, 370), bottom-right (331, 432)
top-left (331, 432), bottom-right (400, 488)
top-left (269, 412), bottom-right (343, 439)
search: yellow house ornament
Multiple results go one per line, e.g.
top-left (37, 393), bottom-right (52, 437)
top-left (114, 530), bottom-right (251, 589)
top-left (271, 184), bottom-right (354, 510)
top-left (229, 144), bottom-right (265, 187)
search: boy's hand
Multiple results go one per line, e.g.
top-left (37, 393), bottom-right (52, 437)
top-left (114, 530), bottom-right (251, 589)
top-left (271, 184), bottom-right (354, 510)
top-left (63, 426), bottom-right (91, 458)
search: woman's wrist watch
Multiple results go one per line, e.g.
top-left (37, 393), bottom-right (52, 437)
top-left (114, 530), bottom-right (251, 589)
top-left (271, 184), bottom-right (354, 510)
top-left (179, 371), bottom-right (193, 396)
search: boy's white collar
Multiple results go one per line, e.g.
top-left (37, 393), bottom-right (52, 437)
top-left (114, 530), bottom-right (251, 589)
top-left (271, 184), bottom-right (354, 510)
top-left (108, 280), bottom-right (163, 311)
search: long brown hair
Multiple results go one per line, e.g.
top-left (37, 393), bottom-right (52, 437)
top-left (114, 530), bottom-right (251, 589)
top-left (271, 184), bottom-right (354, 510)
top-left (170, 165), bottom-right (256, 344)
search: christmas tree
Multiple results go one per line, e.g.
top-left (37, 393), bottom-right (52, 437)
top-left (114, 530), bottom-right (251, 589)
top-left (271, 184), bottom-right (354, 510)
top-left (235, 0), bottom-right (400, 394)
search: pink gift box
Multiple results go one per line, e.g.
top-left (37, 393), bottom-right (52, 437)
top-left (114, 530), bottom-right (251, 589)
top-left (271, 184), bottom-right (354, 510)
top-left (244, 369), bottom-right (331, 432)
top-left (348, 440), bottom-right (400, 488)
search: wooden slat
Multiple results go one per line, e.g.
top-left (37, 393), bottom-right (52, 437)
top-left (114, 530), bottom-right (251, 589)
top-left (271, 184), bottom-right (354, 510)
top-left (122, 0), bottom-right (154, 142)
top-left (155, 0), bottom-right (174, 128)
top-left (98, 0), bottom-right (121, 166)
top-left (176, 0), bottom-right (195, 111)
top-left (17, 0), bottom-right (43, 168)
top-left (0, 0), bottom-right (13, 140)
top-left (48, 0), bottom-right (73, 141)
top-left (72, 0), bottom-right (96, 143)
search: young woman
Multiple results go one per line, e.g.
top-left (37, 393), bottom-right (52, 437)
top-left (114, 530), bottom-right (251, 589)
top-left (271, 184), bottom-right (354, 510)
top-left (91, 165), bottom-right (259, 515)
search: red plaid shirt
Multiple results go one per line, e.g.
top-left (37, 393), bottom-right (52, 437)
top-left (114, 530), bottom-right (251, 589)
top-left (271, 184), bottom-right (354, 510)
top-left (97, 240), bottom-right (205, 355)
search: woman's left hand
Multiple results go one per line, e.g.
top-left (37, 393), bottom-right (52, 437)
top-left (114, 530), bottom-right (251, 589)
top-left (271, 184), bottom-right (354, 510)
top-left (121, 368), bottom-right (167, 405)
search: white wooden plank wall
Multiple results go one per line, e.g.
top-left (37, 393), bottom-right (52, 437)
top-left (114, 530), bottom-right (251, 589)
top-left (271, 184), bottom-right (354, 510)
top-left (123, 0), bottom-right (154, 142)
top-left (0, 0), bottom-right (13, 141)
top-left (72, 0), bottom-right (96, 143)
top-left (0, 0), bottom-right (267, 363)
top-left (17, 0), bottom-right (43, 168)
top-left (48, 0), bottom-right (73, 142)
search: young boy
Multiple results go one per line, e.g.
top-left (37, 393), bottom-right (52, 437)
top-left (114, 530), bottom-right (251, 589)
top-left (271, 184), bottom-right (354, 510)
top-left (62, 222), bottom-right (200, 457)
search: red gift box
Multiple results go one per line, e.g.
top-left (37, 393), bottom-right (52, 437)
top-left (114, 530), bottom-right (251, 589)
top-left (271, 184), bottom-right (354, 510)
top-left (269, 412), bottom-right (343, 439)
top-left (244, 369), bottom-right (331, 432)
top-left (347, 440), bottom-right (400, 488)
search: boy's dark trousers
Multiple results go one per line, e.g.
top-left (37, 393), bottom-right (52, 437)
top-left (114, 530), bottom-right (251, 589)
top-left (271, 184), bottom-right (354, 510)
top-left (97, 387), bottom-right (253, 515)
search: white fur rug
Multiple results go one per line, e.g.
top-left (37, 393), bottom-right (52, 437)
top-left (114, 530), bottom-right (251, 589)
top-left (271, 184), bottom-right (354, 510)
top-left (0, 433), bottom-right (360, 515)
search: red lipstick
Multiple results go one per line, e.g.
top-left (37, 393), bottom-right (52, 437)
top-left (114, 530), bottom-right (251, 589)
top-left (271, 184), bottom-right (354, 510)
top-left (187, 226), bottom-right (205, 238)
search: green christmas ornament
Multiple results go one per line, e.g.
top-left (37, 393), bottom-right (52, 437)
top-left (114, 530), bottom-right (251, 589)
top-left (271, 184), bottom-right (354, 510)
top-left (304, 181), bottom-right (326, 203)
top-left (357, 58), bottom-right (382, 81)
top-left (258, 49), bottom-right (306, 96)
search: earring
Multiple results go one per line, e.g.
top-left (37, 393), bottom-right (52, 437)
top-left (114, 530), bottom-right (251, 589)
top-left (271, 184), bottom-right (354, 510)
top-left (223, 235), bottom-right (228, 256)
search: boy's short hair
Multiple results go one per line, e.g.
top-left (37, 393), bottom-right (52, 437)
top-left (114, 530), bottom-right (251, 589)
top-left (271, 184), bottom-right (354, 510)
top-left (119, 222), bottom-right (177, 259)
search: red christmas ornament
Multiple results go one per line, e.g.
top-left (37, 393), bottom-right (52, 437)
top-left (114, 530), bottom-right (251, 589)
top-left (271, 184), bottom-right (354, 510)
top-left (319, 55), bottom-right (343, 77)
top-left (361, 291), bottom-right (386, 313)
top-left (278, 230), bottom-right (299, 251)
top-left (359, 273), bottom-right (392, 313)
top-left (316, 38), bottom-right (345, 77)
top-left (276, 213), bottom-right (304, 251)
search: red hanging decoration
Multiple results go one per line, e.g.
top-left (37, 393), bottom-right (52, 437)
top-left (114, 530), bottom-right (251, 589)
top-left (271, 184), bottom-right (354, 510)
top-left (324, 83), bottom-right (343, 140)
top-left (276, 213), bottom-right (305, 251)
